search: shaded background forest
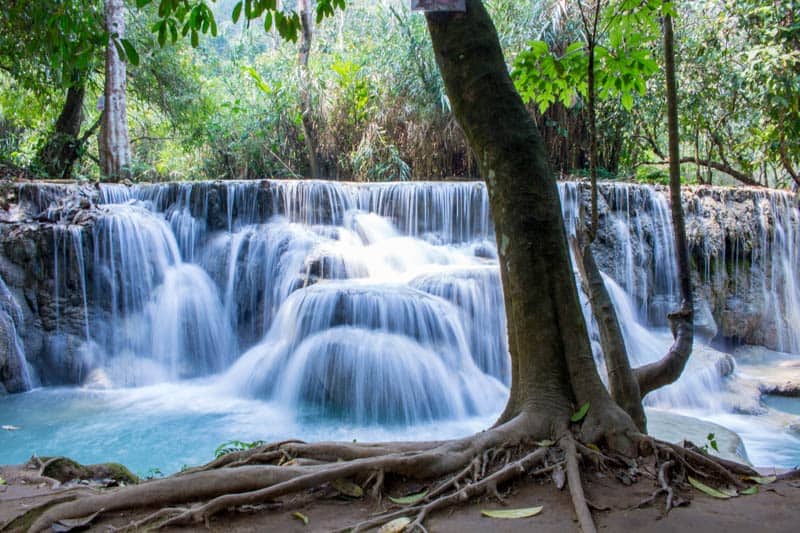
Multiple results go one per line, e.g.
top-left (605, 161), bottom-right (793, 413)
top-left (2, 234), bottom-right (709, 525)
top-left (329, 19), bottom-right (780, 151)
top-left (1, 0), bottom-right (798, 187)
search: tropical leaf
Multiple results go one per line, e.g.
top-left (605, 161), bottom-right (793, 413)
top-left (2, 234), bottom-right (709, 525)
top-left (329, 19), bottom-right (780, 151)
top-left (571, 402), bottom-right (590, 422)
top-left (744, 475), bottom-right (776, 485)
top-left (481, 506), bottom-right (544, 519)
top-left (378, 517), bottom-right (411, 533)
top-left (332, 478), bottom-right (364, 498)
top-left (388, 490), bottom-right (428, 505)
top-left (688, 476), bottom-right (732, 499)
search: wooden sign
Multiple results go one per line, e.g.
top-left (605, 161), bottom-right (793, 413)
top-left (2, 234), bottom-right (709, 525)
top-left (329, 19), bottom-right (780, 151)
top-left (411, 0), bottom-right (466, 12)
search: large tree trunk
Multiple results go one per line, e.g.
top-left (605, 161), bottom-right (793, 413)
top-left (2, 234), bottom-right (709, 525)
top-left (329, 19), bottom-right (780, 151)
top-left (426, 0), bottom-right (637, 450)
top-left (99, 0), bottom-right (131, 179)
top-left (298, 0), bottom-right (320, 179)
top-left (35, 78), bottom-right (86, 179)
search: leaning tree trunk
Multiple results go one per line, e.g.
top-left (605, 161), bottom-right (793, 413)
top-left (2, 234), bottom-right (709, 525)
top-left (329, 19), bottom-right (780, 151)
top-left (99, 0), bottom-right (131, 179)
top-left (633, 8), bottom-right (694, 396)
top-left (426, 0), bottom-right (637, 451)
top-left (35, 78), bottom-right (86, 179)
top-left (298, 0), bottom-right (321, 179)
top-left (570, 230), bottom-right (647, 432)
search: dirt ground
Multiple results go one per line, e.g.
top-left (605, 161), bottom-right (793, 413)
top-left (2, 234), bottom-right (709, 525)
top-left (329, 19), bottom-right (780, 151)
top-left (2, 462), bottom-right (799, 533)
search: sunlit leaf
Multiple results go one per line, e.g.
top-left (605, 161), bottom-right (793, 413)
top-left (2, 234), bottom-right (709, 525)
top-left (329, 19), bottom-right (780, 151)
top-left (688, 476), bottom-right (732, 499)
top-left (744, 475), bottom-right (776, 485)
top-left (292, 511), bottom-right (309, 525)
top-left (740, 486), bottom-right (758, 495)
top-left (481, 506), bottom-right (543, 519)
top-left (571, 402), bottom-right (590, 422)
top-left (388, 490), bottom-right (428, 505)
top-left (378, 517), bottom-right (411, 533)
top-left (332, 478), bottom-right (363, 498)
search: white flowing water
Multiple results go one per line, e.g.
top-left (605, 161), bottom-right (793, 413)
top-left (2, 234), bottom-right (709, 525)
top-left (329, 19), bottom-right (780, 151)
top-left (1, 180), bottom-right (798, 474)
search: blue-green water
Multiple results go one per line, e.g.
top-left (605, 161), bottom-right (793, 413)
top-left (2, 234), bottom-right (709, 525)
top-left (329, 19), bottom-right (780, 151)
top-left (764, 395), bottom-right (800, 416)
top-left (0, 385), bottom-right (496, 477)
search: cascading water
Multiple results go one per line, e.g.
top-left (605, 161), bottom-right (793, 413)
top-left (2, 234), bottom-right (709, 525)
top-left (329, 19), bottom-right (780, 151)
top-left (0, 275), bottom-right (32, 392)
top-left (0, 179), bottom-right (798, 474)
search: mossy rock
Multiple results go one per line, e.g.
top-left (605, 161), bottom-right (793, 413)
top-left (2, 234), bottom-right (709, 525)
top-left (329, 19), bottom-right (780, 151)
top-left (40, 457), bottom-right (139, 484)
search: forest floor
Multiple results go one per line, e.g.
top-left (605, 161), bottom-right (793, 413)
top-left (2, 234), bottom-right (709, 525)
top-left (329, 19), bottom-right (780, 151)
top-left (2, 460), bottom-right (799, 532)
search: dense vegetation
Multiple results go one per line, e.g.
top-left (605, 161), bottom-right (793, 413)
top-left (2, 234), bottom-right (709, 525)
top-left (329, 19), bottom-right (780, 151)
top-left (0, 0), bottom-right (797, 186)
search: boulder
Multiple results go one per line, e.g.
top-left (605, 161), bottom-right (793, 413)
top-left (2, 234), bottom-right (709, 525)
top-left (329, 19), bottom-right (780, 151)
top-left (647, 408), bottom-right (750, 465)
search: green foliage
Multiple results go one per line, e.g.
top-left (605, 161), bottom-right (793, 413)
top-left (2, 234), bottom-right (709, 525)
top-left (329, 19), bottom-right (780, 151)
top-left (138, 0), bottom-right (346, 45)
top-left (144, 467), bottom-right (164, 479)
top-left (2, 0), bottom-right (796, 185)
top-left (571, 402), bottom-right (590, 422)
top-left (512, 0), bottom-right (662, 114)
top-left (214, 439), bottom-right (265, 457)
top-left (634, 166), bottom-right (670, 185)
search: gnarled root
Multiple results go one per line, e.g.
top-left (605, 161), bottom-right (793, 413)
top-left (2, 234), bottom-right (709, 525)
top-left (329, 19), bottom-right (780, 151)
top-left (22, 416), bottom-right (759, 533)
top-left (28, 413), bottom-right (536, 533)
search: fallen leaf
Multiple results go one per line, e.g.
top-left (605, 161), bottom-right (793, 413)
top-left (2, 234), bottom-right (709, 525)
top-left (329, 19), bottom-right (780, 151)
top-left (388, 489), bottom-right (428, 505)
top-left (571, 402), bottom-right (590, 423)
top-left (51, 511), bottom-right (101, 532)
top-left (535, 439), bottom-right (554, 447)
top-left (1, 425), bottom-right (20, 431)
top-left (586, 443), bottom-right (601, 453)
top-left (481, 506), bottom-right (544, 519)
top-left (331, 478), bottom-right (364, 498)
top-left (0, 477), bottom-right (6, 485)
top-left (740, 486), bottom-right (758, 495)
top-left (292, 511), bottom-right (309, 525)
top-left (744, 475), bottom-right (776, 485)
top-left (378, 516), bottom-right (411, 533)
top-left (688, 476), bottom-right (731, 499)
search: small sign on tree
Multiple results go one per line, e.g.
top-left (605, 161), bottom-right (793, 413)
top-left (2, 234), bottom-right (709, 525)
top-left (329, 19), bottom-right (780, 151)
top-left (411, 0), bottom-right (466, 12)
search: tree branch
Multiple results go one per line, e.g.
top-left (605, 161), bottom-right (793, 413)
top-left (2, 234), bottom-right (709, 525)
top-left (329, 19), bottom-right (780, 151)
top-left (646, 157), bottom-right (763, 187)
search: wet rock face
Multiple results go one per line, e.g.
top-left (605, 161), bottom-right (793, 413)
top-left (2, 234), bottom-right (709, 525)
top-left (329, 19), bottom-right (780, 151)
top-left (0, 191), bottom-right (99, 386)
top-left (582, 183), bottom-right (800, 350)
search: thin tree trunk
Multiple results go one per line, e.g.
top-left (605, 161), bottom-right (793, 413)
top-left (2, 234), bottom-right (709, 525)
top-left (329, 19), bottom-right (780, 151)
top-left (634, 8), bottom-right (693, 397)
top-left (570, 230), bottom-right (647, 432)
top-left (426, 0), bottom-right (637, 449)
top-left (580, 1), bottom-right (601, 240)
top-left (99, 0), bottom-right (131, 179)
top-left (298, 0), bottom-right (320, 179)
top-left (587, 44), bottom-right (598, 239)
top-left (35, 78), bottom-right (86, 179)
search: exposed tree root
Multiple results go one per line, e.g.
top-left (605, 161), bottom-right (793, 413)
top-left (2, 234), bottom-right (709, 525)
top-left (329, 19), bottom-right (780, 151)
top-left (20, 413), bottom-right (763, 533)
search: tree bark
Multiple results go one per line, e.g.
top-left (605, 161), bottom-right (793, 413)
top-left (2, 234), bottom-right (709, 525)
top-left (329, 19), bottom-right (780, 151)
top-left (35, 78), bottom-right (86, 179)
top-left (570, 232), bottom-right (647, 432)
top-left (581, 1), bottom-right (602, 240)
top-left (634, 9), bottom-right (693, 397)
top-left (99, 0), bottom-right (131, 179)
top-left (298, 0), bottom-right (320, 179)
top-left (425, 0), bottom-right (637, 449)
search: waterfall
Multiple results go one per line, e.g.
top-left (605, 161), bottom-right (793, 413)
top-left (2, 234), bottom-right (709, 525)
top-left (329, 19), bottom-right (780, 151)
top-left (0, 275), bottom-right (32, 392)
top-left (3, 179), bottom-right (799, 433)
